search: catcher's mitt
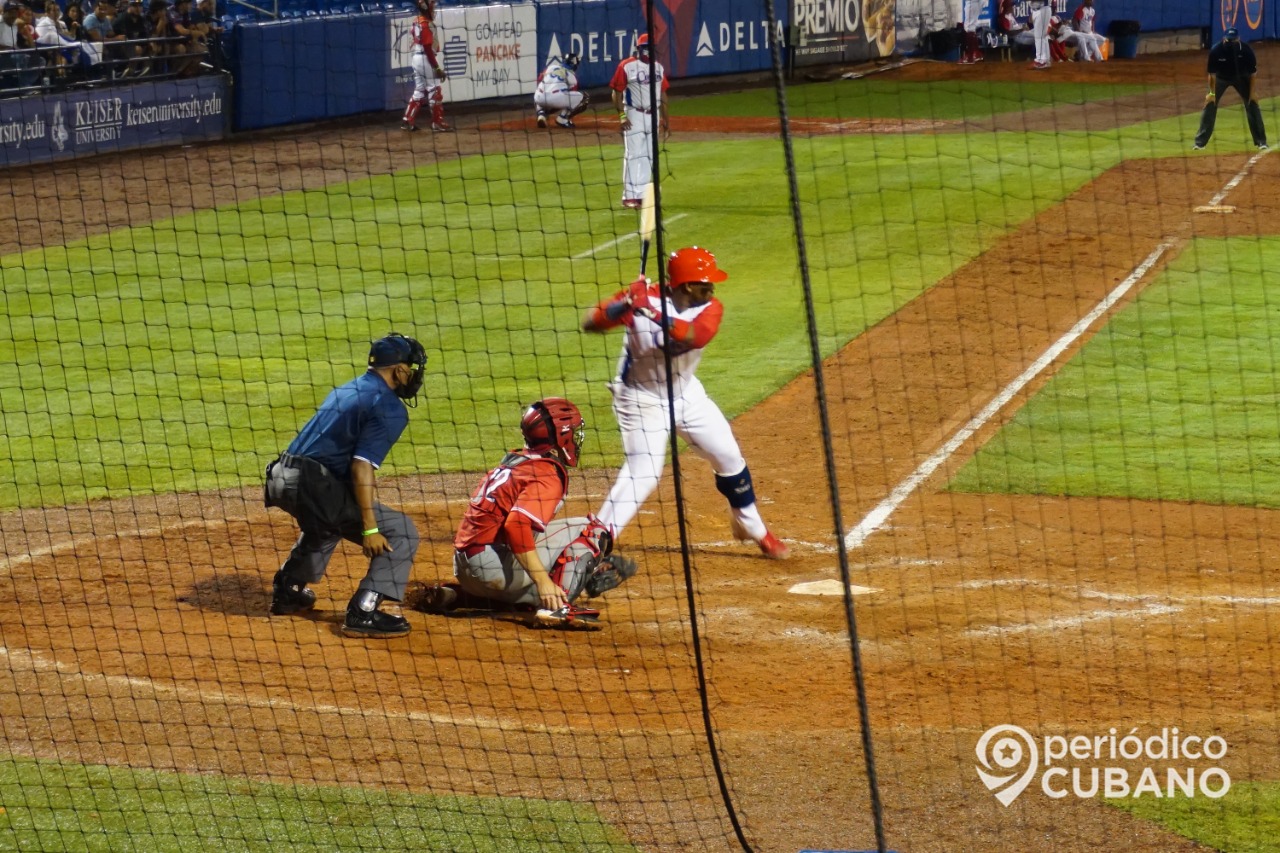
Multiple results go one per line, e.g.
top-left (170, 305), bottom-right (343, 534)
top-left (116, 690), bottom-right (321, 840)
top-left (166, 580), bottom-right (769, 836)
top-left (403, 580), bottom-right (459, 614)
top-left (583, 554), bottom-right (638, 599)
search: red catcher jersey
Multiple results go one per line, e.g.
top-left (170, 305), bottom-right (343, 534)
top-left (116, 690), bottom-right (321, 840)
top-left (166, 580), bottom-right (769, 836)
top-left (609, 56), bottom-right (668, 111)
top-left (410, 15), bottom-right (436, 55)
top-left (454, 452), bottom-right (567, 552)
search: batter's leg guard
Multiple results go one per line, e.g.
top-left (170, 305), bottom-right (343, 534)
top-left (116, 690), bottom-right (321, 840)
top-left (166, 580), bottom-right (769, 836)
top-left (715, 466), bottom-right (758, 509)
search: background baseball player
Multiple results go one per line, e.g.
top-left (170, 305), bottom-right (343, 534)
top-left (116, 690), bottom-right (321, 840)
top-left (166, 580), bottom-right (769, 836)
top-left (534, 52), bottom-right (587, 129)
top-left (407, 398), bottom-right (637, 630)
top-left (1194, 27), bottom-right (1268, 151)
top-left (610, 33), bottom-right (668, 209)
top-left (264, 333), bottom-right (427, 639)
top-left (1029, 0), bottom-right (1052, 68)
top-left (401, 0), bottom-right (448, 132)
top-left (582, 247), bottom-right (789, 560)
top-left (1070, 0), bottom-right (1104, 62)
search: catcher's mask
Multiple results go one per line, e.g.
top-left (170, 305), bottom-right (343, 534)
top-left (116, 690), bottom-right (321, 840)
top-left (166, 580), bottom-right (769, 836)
top-left (562, 52), bottom-right (580, 70)
top-left (521, 398), bottom-right (586, 467)
top-left (368, 332), bottom-right (427, 405)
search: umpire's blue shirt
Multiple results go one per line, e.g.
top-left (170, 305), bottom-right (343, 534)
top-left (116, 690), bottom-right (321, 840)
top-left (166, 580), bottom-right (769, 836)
top-left (1208, 40), bottom-right (1258, 81)
top-left (287, 371), bottom-right (409, 480)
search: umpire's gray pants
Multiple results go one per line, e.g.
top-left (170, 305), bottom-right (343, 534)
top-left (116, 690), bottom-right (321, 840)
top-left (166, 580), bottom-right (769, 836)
top-left (280, 503), bottom-right (419, 602)
top-left (455, 518), bottom-right (593, 606)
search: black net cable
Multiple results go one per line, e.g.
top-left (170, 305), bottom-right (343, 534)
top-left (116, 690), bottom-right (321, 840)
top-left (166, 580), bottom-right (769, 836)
top-left (642, 1), bottom-right (753, 848)
top-left (761, 0), bottom-right (888, 849)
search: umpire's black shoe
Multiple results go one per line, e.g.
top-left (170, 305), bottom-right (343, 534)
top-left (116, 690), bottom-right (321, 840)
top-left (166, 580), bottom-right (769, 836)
top-left (342, 597), bottom-right (411, 639)
top-left (270, 570), bottom-right (316, 616)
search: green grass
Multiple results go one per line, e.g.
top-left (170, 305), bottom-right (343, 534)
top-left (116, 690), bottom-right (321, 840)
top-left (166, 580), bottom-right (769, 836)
top-left (1112, 781), bottom-right (1280, 853)
top-left (0, 81), bottom-right (1265, 509)
top-left (0, 755), bottom-right (634, 852)
top-left (949, 236), bottom-right (1280, 508)
top-left (668, 79), bottom-right (1154, 120)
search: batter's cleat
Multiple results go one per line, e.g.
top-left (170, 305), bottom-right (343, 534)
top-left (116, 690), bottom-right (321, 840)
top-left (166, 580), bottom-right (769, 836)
top-left (621, 198), bottom-right (642, 209)
top-left (400, 123), bottom-right (417, 132)
top-left (555, 115), bottom-right (575, 128)
top-left (533, 603), bottom-right (602, 631)
top-left (342, 598), bottom-right (411, 639)
top-left (759, 532), bottom-right (790, 561)
top-left (406, 582), bottom-right (460, 614)
top-left (270, 570), bottom-right (316, 616)
top-left (536, 111), bottom-right (547, 128)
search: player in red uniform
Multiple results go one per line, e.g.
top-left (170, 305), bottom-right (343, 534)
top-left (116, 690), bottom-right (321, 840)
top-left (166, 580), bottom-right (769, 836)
top-left (407, 398), bottom-right (636, 630)
top-left (401, 0), bottom-right (448, 132)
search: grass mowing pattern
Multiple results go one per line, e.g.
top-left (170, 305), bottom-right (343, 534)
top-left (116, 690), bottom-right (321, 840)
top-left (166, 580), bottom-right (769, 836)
top-left (949, 236), bottom-right (1280, 508)
top-left (0, 755), bottom-right (634, 853)
top-left (1111, 782), bottom-right (1280, 853)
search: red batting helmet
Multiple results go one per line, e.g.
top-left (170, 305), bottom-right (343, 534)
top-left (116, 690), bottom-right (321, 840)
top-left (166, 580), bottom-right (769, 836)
top-left (667, 246), bottom-right (728, 288)
top-left (521, 398), bottom-right (586, 467)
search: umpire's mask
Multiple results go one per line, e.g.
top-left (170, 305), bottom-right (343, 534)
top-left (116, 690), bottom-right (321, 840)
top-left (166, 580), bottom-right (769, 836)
top-left (369, 332), bottom-right (428, 405)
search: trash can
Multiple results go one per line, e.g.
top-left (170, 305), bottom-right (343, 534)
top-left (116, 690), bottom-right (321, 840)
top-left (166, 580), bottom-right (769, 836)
top-left (1108, 20), bottom-right (1141, 59)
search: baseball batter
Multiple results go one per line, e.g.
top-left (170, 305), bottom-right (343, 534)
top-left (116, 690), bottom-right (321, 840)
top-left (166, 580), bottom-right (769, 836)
top-left (408, 398), bottom-right (638, 630)
top-left (1070, 0), bottom-right (1104, 61)
top-left (401, 0), bottom-right (448, 133)
top-left (582, 247), bottom-right (789, 560)
top-left (534, 53), bottom-right (588, 129)
top-left (610, 34), bottom-right (669, 209)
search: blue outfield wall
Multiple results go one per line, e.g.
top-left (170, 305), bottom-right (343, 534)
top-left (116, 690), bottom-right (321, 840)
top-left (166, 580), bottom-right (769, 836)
top-left (0, 76), bottom-right (227, 167)
top-left (228, 0), bottom-right (784, 131)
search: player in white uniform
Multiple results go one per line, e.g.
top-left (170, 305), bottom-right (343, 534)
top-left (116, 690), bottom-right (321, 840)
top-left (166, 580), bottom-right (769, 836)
top-left (610, 34), bottom-right (669, 209)
top-left (582, 247), bottom-right (788, 560)
top-left (401, 0), bottom-right (448, 132)
top-left (534, 53), bottom-right (588, 129)
top-left (1071, 0), bottom-right (1105, 62)
top-left (1030, 0), bottom-right (1053, 68)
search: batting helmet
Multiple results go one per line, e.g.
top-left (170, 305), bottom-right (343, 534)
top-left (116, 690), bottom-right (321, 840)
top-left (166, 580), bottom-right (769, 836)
top-left (667, 246), bottom-right (728, 288)
top-left (562, 52), bottom-right (580, 70)
top-left (368, 332), bottom-right (427, 404)
top-left (521, 398), bottom-right (586, 467)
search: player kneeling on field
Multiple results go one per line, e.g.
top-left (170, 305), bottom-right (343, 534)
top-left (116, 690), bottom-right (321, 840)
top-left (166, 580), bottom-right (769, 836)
top-left (406, 398), bottom-right (637, 630)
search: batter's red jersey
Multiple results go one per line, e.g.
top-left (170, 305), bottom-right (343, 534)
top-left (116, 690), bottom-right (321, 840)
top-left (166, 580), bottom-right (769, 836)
top-left (454, 451), bottom-right (567, 553)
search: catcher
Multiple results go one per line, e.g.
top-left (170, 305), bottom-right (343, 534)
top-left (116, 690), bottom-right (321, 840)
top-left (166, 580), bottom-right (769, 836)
top-left (407, 397), bottom-right (637, 630)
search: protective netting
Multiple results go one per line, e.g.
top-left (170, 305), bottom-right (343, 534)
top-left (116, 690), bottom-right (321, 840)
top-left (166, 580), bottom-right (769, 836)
top-left (3, 0), bottom-right (1280, 851)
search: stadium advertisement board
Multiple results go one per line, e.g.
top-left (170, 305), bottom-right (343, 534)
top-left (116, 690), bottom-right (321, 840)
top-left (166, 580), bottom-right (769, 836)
top-left (791, 0), bottom-right (895, 65)
top-left (0, 76), bottom-right (227, 167)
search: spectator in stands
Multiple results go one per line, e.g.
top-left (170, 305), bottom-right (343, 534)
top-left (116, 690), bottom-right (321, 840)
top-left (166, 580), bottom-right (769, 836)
top-left (111, 0), bottom-right (149, 75)
top-left (167, 0), bottom-right (198, 75)
top-left (147, 0), bottom-right (172, 74)
top-left (0, 1), bottom-right (41, 88)
top-left (83, 0), bottom-right (126, 74)
top-left (62, 0), bottom-right (87, 41)
top-left (189, 0), bottom-right (220, 66)
top-left (35, 0), bottom-right (79, 79)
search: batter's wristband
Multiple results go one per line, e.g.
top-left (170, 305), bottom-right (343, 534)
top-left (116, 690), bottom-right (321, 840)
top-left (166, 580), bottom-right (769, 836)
top-left (362, 527), bottom-right (380, 537)
top-left (618, 112), bottom-right (627, 120)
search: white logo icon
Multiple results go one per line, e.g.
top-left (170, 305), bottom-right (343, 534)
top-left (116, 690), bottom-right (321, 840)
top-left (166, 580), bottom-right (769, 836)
top-left (51, 103), bottom-right (67, 152)
top-left (975, 724), bottom-right (1038, 806)
top-left (696, 23), bottom-right (714, 57)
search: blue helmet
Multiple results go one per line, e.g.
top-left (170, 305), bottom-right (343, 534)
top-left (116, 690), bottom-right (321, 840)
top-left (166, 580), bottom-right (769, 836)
top-left (562, 52), bottom-right (579, 70)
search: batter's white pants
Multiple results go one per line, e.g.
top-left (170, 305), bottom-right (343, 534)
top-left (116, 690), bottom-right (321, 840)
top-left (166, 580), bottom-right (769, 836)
top-left (535, 89), bottom-right (585, 115)
top-left (621, 106), bottom-right (655, 203)
top-left (596, 379), bottom-right (767, 541)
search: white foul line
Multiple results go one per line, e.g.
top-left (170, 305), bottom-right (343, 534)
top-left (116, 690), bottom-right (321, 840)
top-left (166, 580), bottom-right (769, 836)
top-left (1205, 149), bottom-right (1269, 208)
top-left (572, 212), bottom-right (688, 260)
top-left (845, 241), bottom-right (1173, 550)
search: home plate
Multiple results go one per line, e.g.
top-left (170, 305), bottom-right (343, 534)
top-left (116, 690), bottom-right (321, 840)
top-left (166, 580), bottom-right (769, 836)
top-left (1194, 204), bottom-right (1235, 213)
top-left (789, 579), bottom-right (879, 596)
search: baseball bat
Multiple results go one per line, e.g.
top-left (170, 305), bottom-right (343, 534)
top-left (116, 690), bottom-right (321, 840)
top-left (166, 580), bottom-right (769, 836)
top-left (638, 182), bottom-right (656, 276)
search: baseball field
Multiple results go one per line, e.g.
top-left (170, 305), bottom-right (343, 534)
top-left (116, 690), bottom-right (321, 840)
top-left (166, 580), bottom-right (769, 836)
top-left (3, 45), bottom-right (1280, 852)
